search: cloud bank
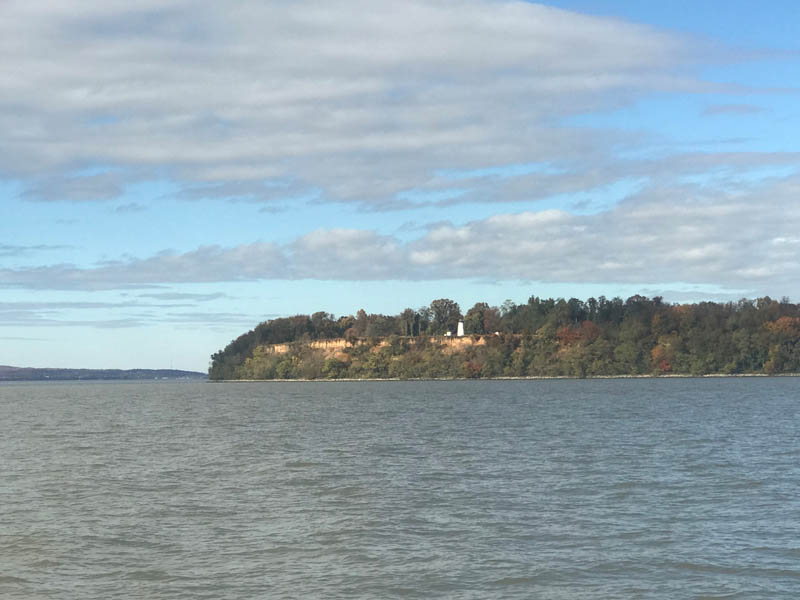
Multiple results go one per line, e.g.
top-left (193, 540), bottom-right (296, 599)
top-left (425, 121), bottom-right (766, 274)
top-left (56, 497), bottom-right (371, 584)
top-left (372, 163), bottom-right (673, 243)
top-left (1, 0), bottom-right (704, 206)
top-left (4, 174), bottom-right (799, 297)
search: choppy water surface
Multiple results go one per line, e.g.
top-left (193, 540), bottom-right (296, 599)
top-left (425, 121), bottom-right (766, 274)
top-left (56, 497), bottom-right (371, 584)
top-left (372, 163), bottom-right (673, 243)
top-left (2, 378), bottom-right (800, 599)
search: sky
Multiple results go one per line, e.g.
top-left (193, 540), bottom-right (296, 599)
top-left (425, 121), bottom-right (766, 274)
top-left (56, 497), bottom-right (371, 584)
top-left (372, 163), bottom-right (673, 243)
top-left (2, 0), bottom-right (800, 372)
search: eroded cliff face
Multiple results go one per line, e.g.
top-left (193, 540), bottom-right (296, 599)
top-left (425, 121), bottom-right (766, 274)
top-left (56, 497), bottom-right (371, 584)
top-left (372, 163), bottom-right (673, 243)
top-left (237, 334), bottom-right (499, 379)
top-left (264, 338), bottom-right (352, 356)
top-left (260, 335), bottom-right (488, 359)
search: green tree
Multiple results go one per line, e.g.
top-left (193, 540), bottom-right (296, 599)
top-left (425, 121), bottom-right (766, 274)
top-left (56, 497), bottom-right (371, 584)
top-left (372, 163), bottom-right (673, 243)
top-left (429, 298), bottom-right (462, 335)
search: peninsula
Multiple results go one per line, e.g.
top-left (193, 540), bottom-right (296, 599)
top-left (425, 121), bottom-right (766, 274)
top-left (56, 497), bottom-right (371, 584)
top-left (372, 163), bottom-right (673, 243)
top-left (209, 295), bottom-right (800, 380)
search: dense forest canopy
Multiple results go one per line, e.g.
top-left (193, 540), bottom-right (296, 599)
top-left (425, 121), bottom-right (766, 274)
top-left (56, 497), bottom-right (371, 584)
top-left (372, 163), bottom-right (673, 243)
top-left (209, 295), bottom-right (800, 380)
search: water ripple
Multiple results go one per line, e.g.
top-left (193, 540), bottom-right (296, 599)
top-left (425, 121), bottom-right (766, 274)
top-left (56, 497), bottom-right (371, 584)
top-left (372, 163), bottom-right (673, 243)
top-left (2, 378), bottom-right (800, 598)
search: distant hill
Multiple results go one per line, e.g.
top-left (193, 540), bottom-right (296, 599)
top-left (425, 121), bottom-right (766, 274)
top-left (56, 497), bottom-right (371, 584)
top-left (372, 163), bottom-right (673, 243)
top-left (0, 366), bottom-right (207, 381)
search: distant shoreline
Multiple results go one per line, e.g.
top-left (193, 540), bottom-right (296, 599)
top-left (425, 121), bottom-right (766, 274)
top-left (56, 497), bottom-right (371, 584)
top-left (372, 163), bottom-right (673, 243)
top-left (0, 366), bottom-right (207, 382)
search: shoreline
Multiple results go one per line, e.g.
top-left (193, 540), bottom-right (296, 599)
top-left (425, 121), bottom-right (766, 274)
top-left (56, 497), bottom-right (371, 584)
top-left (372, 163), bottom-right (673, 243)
top-left (209, 373), bottom-right (800, 383)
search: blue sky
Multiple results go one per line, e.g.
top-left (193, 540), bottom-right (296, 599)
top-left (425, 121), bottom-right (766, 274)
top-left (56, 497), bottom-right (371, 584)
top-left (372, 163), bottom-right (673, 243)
top-left (2, 0), bottom-right (800, 371)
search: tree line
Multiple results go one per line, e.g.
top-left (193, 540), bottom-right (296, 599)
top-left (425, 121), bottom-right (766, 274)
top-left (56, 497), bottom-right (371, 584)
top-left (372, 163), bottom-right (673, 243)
top-left (208, 295), bottom-right (800, 380)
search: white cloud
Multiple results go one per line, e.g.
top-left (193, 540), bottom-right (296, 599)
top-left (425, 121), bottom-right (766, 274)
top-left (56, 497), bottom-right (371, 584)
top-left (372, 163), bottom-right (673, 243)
top-left (4, 174), bottom-right (800, 297)
top-left (0, 0), bottom-right (706, 205)
top-left (0, 244), bottom-right (72, 257)
top-left (290, 228), bottom-right (404, 279)
top-left (702, 104), bottom-right (764, 116)
top-left (0, 243), bottom-right (285, 290)
top-left (21, 172), bottom-right (128, 202)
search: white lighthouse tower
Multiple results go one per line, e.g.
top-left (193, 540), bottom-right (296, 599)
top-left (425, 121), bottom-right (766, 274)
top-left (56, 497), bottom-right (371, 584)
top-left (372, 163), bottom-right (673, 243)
top-left (456, 320), bottom-right (465, 337)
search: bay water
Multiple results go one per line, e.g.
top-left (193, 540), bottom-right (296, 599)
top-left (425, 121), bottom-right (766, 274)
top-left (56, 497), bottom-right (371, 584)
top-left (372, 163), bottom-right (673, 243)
top-left (2, 377), bottom-right (799, 598)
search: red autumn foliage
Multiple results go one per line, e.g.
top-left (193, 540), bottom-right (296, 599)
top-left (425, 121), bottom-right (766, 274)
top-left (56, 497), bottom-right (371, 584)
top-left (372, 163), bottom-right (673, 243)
top-left (766, 316), bottom-right (800, 336)
top-left (556, 325), bottom-right (582, 346)
top-left (651, 345), bottom-right (672, 373)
